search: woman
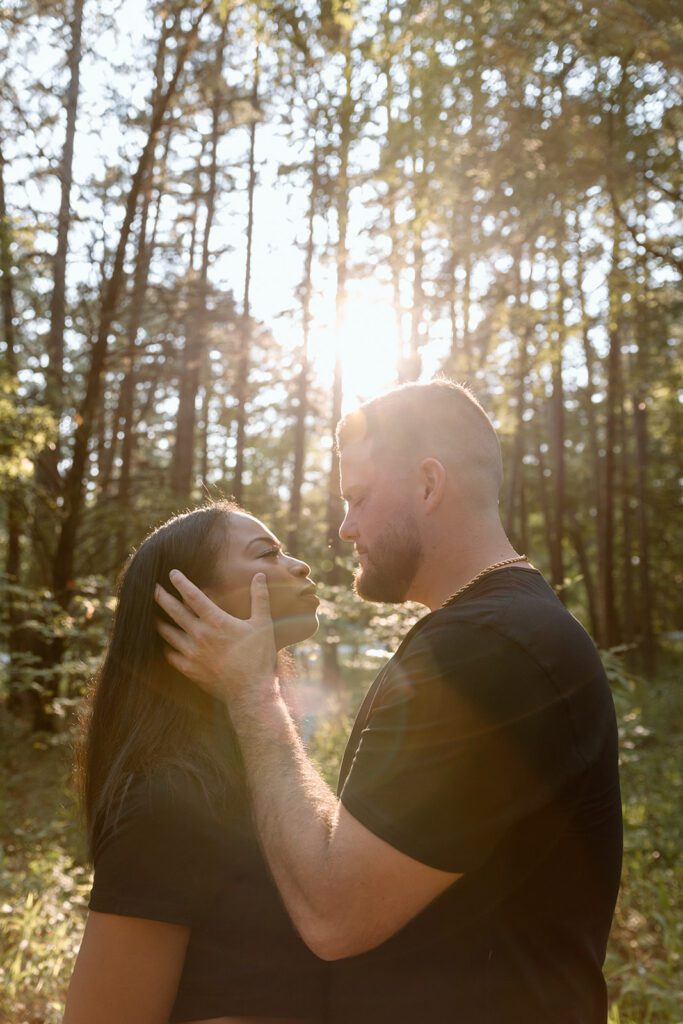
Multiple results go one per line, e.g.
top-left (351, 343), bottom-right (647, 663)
top-left (64, 501), bottom-right (325, 1024)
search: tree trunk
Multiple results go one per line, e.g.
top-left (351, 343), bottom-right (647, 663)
top-left (171, 25), bottom-right (227, 500)
top-left (618, 362), bottom-right (635, 646)
top-left (568, 512), bottom-right (600, 638)
top-left (632, 250), bottom-right (656, 673)
top-left (599, 219), bottom-right (622, 647)
top-left (323, 46), bottom-right (353, 687)
top-left (383, 57), bottom-right (404, 382)
top-left (172, 68), bottom-right (225, 498)
top-left (549, 228), bottom-right (566, 594)
top-left (504, 248), bottom-right (531, 548)
top-left (576, 236), bottom-right (605, 642)
top-left (287, 141), bottom-right (318, 555)
top-left (533, 402), bottom-right (555, 569)
top-left (115, 133), bottom-right (169, 560)
top-left (45, 0), bottom-right (84, 418)
top-left (0, 139), bottom-right (25, 710)
top-left (325, 49), bottom-right (351, 586)
top-left (232, 52), bottom-right (259, 504)
top-left (53, 0), bottom-right (212, 601)
top-left (401, 231), bottom-right (423, 382)
top-left (462, 247), bottom-right (473, 374)
top-left (632, 385), bottom-right (655, 672)
top-left (199, 366), bottom-right (211, 491)
top-left (32, 0), bottom-right (85, 579)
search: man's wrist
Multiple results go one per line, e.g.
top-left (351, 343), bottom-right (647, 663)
top-left (225, 675), bottom-right (282, 725)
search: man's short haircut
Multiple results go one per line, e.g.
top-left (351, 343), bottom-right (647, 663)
top-left (336, 378), bottom-right (504, 504)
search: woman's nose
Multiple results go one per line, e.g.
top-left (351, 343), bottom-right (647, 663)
top-left (287, 556), bottom-right (311, 577)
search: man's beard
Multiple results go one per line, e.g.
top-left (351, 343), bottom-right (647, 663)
top-left (353, 511), bottom-right (423, 604)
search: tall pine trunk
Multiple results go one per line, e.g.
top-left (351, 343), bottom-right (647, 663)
top-left (323, 46), bottom-right (352, 686)
top-left (0, 140), bottom-right (25, 710)
top-left (171, 20), bottom-right (227, 501)
top-left (116, 134), bottom-right (169, 559)
top-left (33, 0), bottom-right (85, 581)
top-left (232, 53), bottom-right (259, 504)
top-left (288, 142), bottom-right (318, 555)
top-left (504, 247), bottom-right (531, 549)
top-left (576, 236), bottom-right (605, 642)
top-left (53, 1), bottom-right (212, 601)
top-left (549, 223), bottom-right (567, 594)
top-left (599, 219), bottom-right (622, 647)
top-left (618, 361), bottom-right (635, 645)
top-left (633, 254), bottom-right (655, 672)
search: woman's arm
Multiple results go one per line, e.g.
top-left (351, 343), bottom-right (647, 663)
top-left (63, 910), bottom-right (189, 1024)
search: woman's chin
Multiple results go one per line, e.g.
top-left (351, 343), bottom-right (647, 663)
top-left (273, 611), bottom-right (320, 650)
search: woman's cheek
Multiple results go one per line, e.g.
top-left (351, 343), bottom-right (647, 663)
top-left (216, 568), bottom-right (253, 620)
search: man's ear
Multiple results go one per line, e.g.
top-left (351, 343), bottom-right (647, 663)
top-left (418, 458), bottom-right (447, 513)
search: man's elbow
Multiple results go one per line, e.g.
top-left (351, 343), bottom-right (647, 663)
top-left (297, 912), bottom-right (384, 962)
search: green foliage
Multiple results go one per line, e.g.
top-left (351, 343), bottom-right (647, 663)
top-left (0, 723), bottom-right (89, 1024)
top-left (0, 647), bottom-right (681, 1021)
top-left (604, 645), bottom-right (683, 1022)
top-left (0, 377), bottom-right (55, 484)
top-left (309, 711), bottom-right (353, 788)
top-left (0, 578), bottom-right (114, 725)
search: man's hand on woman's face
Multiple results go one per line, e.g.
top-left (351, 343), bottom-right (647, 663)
top-left (154, 571), bottom-right (277, 702)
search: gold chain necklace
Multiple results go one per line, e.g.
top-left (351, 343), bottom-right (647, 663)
top-left (442, 555), bottom-right (530, 608)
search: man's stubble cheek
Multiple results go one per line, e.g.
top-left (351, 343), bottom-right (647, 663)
top-left (354, 525), bottom-right (422, 603)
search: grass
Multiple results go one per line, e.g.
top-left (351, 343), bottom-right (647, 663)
top-left (603, 648), bottom-right (683, 1023)
top-left (0, 649), bottom-right (681, 1024)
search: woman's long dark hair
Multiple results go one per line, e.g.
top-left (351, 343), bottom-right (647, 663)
top-left (76, 501), bottom-right (245, 857)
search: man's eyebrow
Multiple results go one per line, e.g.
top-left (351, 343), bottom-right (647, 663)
top-left (245, 536), bottom-right (281, 550)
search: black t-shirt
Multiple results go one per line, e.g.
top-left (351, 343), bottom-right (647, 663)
top-left (89, 768), bottom-right (324, 1021)
top-left (329, 567), bottom-right (622, 1024)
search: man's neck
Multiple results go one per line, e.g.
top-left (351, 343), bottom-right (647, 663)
top-left (410, 524), bottom-right (532, 611)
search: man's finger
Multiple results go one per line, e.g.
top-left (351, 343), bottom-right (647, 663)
top-left (250, 572), bottom-right (273, 622)
top-left (165, 647), bottom-right (193, 679)
top-left (167, 570), bottom-right (224, 622)
top-left (154, 582), bottom-right (200, 633)
top-left (157, 619), bottom-right (193, 655)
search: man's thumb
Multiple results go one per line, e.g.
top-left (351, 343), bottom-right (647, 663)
top-left (250, 573), bottom-right (272, 620)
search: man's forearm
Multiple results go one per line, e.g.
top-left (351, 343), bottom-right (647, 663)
top-left (228, 681), bottom-right (343, 953)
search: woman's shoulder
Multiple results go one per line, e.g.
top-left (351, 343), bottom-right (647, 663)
top-left (90, 765), bottom-right (238, 925)
top-left (129, 764), bottom-right (218, 810)
top-left (94, 764), bottom-right (237, 859)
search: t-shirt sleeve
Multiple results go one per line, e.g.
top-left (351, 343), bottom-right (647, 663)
top-left (89, 771), bottom-right (224, 927)
top-left (339, 618), bottom-right (589, 874)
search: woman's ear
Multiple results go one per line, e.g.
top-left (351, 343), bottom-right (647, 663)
top-left (418, 457), bottom-right (447, 514)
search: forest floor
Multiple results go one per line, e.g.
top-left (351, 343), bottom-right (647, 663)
top-left (0, 646), bottom-right (681, 1024)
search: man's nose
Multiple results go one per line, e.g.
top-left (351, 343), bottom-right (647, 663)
top-left (339, 508), bottom-right (356, 542)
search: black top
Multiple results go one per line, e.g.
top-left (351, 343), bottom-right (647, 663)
top-left (89, 769), bottom-right (324, 1022)
top-left (329, 568), bottom-right (622, 1024)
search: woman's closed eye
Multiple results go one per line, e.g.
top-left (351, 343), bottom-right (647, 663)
top-left (259, 546), bottom-right (281, 558)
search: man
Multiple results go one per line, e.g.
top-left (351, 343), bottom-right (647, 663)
top-left (156, 379), bottom-right (622, 1023)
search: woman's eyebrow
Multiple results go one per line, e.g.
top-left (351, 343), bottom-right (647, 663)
top-left (245, 536), bottom-right (281, 551)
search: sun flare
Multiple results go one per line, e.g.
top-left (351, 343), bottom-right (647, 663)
top-left (309, 279), bottom-right (403, 412)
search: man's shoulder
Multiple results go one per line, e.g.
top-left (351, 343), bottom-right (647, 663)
top-left (400, 572), bottom-right (601, 672)
top-left (382, 578), bottom-right (608, 730)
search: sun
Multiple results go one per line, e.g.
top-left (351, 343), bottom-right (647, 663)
top-left (309, 279), bottom-right (403, 412)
